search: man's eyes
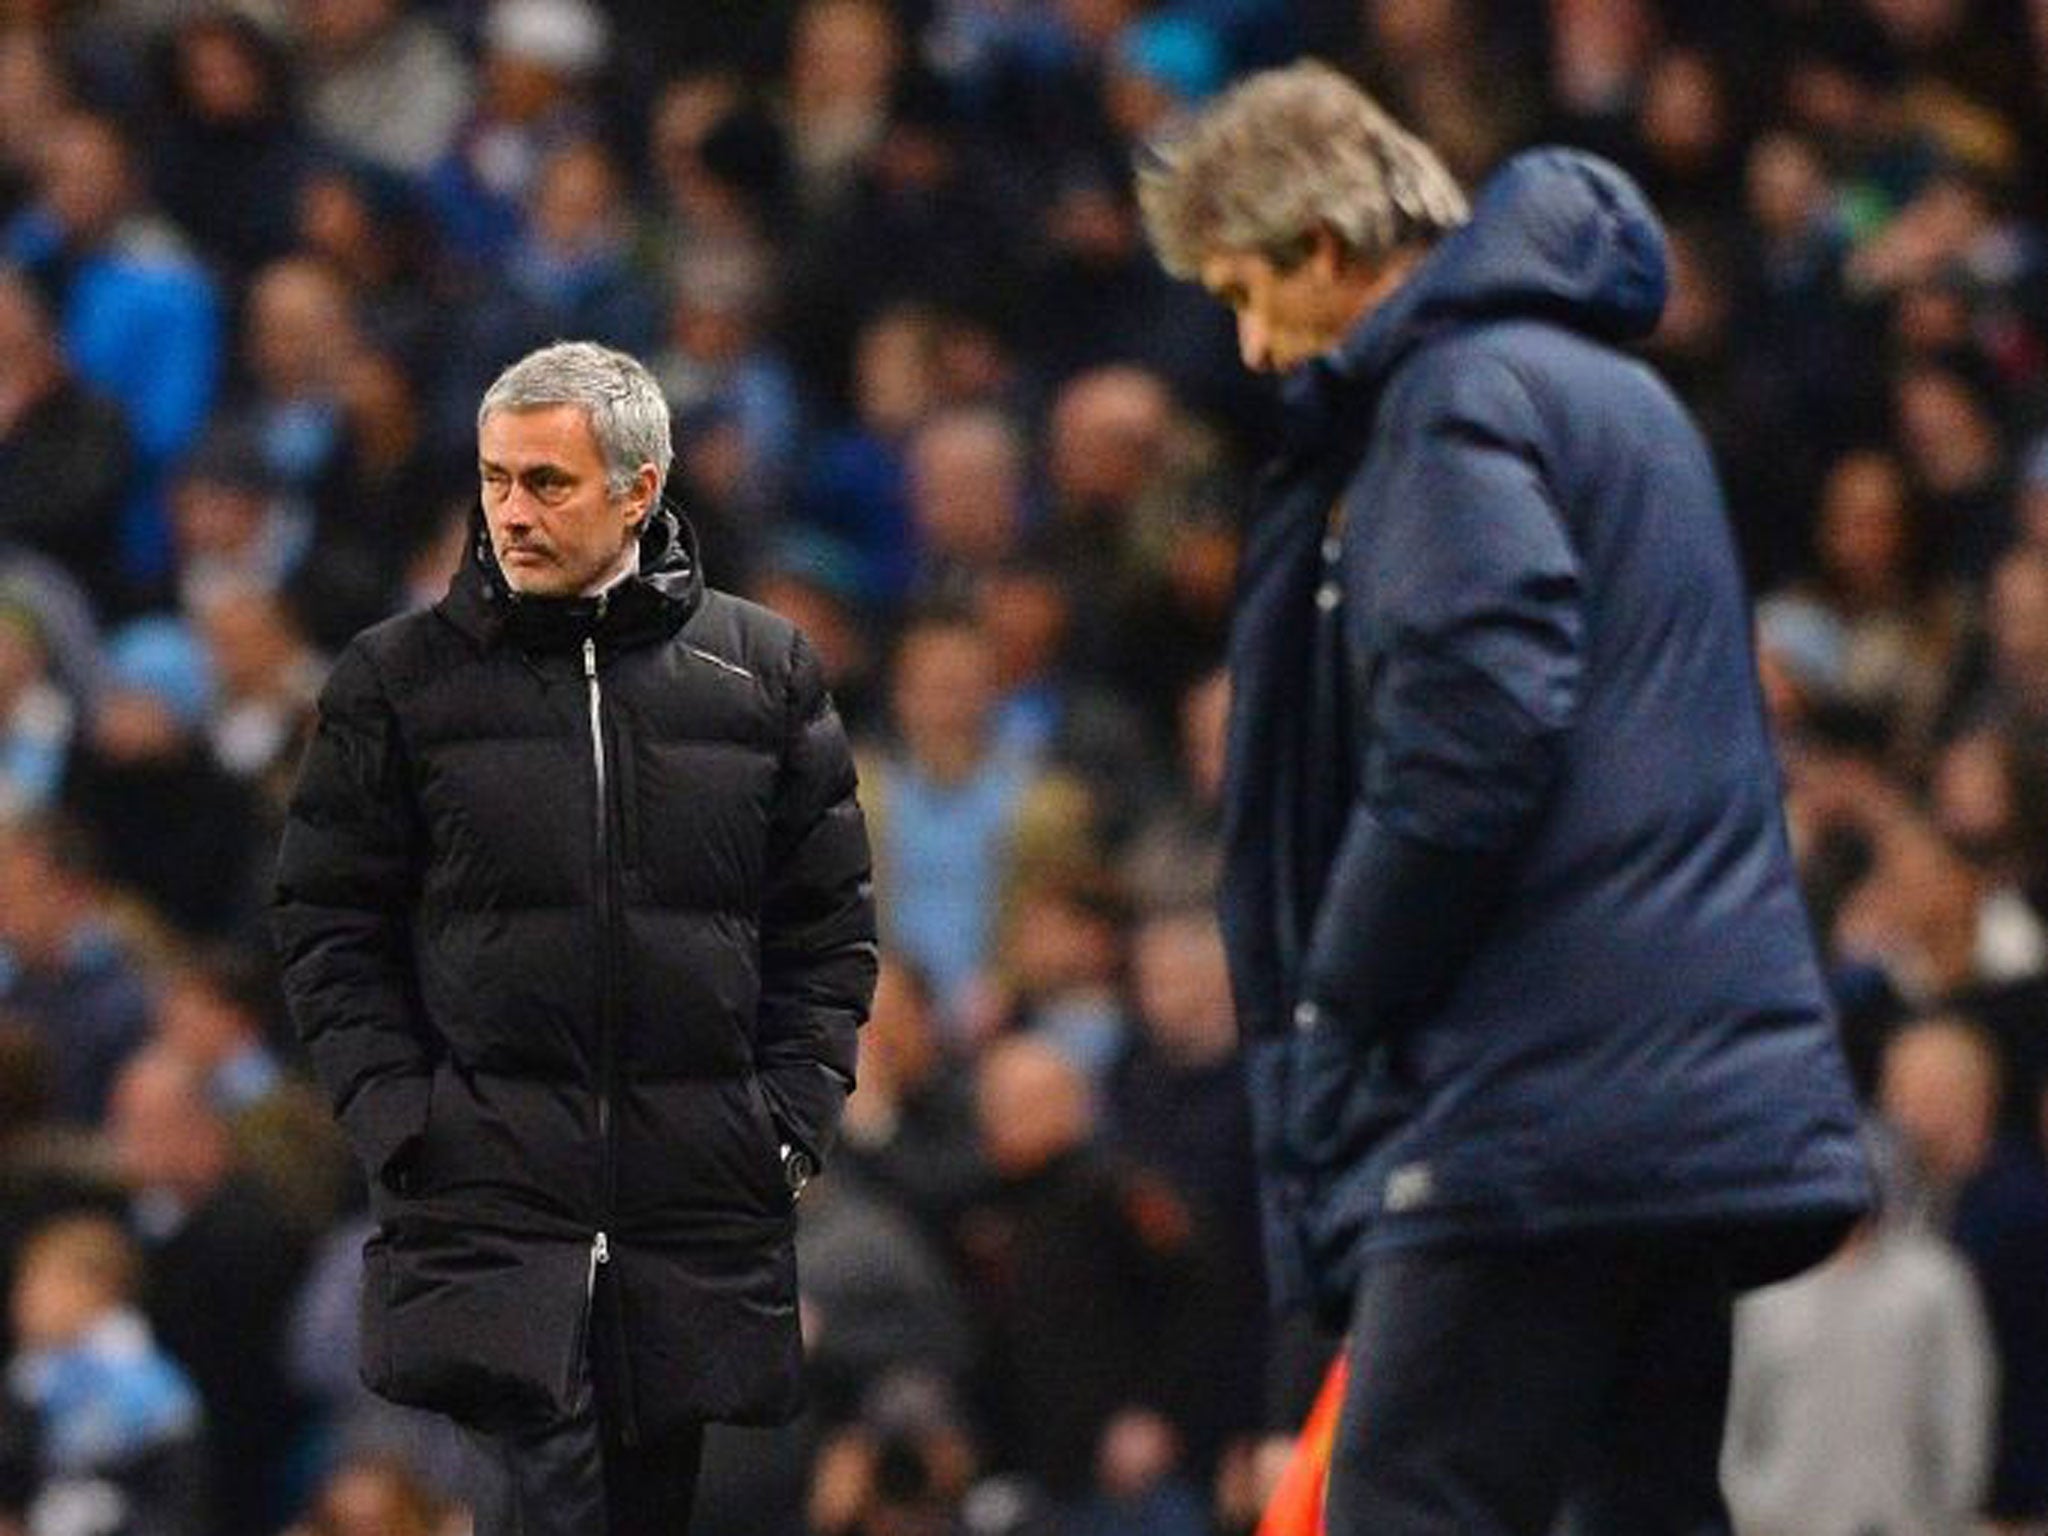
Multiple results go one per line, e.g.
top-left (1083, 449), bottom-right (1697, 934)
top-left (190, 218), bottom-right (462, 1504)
top-left (481, 470), bottom-right (574, 501)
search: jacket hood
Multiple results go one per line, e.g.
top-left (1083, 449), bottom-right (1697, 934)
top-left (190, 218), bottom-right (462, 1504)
top-left (439, 500), bottom-right (706, 649)
top-left (1321, 147), bottom-right (1668, 393)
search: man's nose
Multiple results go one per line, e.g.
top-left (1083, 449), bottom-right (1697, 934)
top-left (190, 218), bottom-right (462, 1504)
top-left (1237, 313), bottom-right (1272, 372)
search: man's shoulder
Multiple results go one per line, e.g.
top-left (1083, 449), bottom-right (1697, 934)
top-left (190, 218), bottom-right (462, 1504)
top-left (1387, 325), bottom-right (1551, 412)
top-left (332, 606), bottom-right (470, 699)
top-left (681, 587), bottom-right (803, 682)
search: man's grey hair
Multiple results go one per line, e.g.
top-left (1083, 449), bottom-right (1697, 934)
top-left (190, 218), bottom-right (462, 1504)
top-left (1137, 59), bottom-right (1469, 280)
top-left (478, 341), bottom-right (672, 505)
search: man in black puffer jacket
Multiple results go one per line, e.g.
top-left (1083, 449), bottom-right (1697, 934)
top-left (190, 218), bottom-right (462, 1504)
top-left (273, 341), bottom-right (876, 1534)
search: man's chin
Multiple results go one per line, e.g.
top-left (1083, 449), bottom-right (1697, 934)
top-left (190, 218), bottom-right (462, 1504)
top-left (501, 557), bottom-right (566, 596)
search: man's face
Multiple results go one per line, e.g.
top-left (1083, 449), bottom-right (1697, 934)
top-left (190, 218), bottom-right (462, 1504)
top-left (42, 118), bottom-right (131, 245)
top-left (1200, 242), bottom-right (1355, 373)
top-left (479, 404), bottom-right (649, 597)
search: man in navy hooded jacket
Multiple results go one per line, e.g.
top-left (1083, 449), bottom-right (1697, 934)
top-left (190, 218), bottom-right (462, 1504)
top-left (1139, 62), bottom-right (1870, 1535)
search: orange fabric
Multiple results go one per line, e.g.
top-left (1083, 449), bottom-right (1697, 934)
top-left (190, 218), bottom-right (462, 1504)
top-left (1256, 1352), bottom-right (1351, 1536)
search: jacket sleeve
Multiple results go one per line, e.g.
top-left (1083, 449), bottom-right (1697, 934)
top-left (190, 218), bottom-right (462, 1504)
top-left (1298, 351), bottom-right (1583, 1037)
top-left (271, 640), bottom-right (436, 1192)
top-left (755, 628), bottom-right (878, 1164)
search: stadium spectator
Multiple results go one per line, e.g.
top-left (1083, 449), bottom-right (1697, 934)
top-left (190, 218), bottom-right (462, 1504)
top-left (4, 1212), bottom-right (206, 1536)
top-left (0, 814), bottom-right (151, 1126)
top-left (297, 0), bottom-right (473, 179)
top-left (148, 9), bottom-right (313, 282)
top-left (1, 110), bottom-right (221, 579)
top-left (0, 268), bottom-right (132, 615)
top-left (857, 607), bottom-right (1094, 1033)
top-left (1881, 1016), bottom-right (2048, 1520)
top-left (1723, 1128), bottom-right (1996, 1536)
top-left (107, 1046), bottom-right (308, 1536)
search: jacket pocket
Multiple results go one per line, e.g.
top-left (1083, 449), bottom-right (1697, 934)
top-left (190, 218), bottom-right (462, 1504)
top-left (362, 1224), bottom-right (591, 1434)
top-left (1286, 1022), bottom-right (1416, 1171)
top-left (742, 1075), bottom-right (793, 1209)
top-left (358, 1230), bottom-right (395, 1394)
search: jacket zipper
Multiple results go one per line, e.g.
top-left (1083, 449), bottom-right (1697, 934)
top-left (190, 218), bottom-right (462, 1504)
top-left (585, 638), bottom-right (615, 1171)
top-left (566, 1228), bottom-right (608, 1403)
top-left (582, 636), bottom-right (635, 1442)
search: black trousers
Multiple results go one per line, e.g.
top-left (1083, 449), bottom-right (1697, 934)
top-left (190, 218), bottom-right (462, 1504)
top-left (458, 1328), bottom-right (704, 1536)
top-left (1326, 1232), bottom-right (1738, 1536)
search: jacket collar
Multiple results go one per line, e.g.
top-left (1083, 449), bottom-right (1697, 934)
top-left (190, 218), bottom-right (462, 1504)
top-left (437, 501), bottom-right (707, 652)
top-left (1281, 147), bottom-right (1668, 453)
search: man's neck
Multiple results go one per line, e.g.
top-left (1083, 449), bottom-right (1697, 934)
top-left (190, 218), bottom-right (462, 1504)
top-left (580, 542), bottom-right (641, 598)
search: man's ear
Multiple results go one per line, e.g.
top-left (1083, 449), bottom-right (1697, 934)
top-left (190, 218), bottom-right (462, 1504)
top-left (624, 463), bottom-right (660, 531)
top-left (1307, 224), bottom-right (1349, 279)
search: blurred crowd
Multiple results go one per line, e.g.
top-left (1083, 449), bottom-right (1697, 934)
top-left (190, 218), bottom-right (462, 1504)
top-left (0, 0), bottom-right (2044, 1534)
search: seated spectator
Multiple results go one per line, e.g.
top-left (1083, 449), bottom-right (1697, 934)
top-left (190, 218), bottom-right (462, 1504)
top-left (147, 9), bottom-right (313, 282)
top-left (281, 1453), bottom-right (454, 1536)
top-left (301, 346), bottom-right (461, 651)
top-left (904, 406), bottom-right (1029, 609)
top-left (59, 617), bottom-right (263, 943)
top-left (215, 256), bottom-right (363, 498)
top-left (449, 137), bottom-right (661, 411)
top-left (1880, 1016), bottom-right (2048, 1521)
top-left (835, 956), bottom-right (985, 1240)
top-left (292, 160), bottom-right (444, 377)
top-left (0, 1023), bottom-right (124, 1364)
top-left (777, 0), bottom-right (905, 219)
top-left (957, 1037), bottom-right (1217, 1506)
top-left (1972, 544), bottom-right (2048, 742)
top-left (2, 110), bottom-right (222, 577)
top-left (1119, 669), bottom-right (1226, 913)
top-left (1041, 366), bottom-right (1234, 736)
top-left (651, 243), bottom-right (801, 529)
top-left (796, 303), bottom-right (947, 605)
top-left (749, 532), bottom-right (882, 739)
top-left (995, 866), bottom-right (1132, 1094)
top-left (857, 608), bottom-right (1095, 1032)
top-left (0, 31), bottom-right (74, 227)
top-left (169, 425), bottom-right (313, 612)
top-left (423, 0), bottom-right (610, 265)
top-left (298, 0), bottom-right (474, 179)
top-left (0, 556), bottom-right (106, 719)
top-left (1067, 1408), bottom-right (1212, 1536)
top-left (643, 71), bottom-right (783, 272)
top-left (191, 584), bottom-right (323, 813)
top-left (1773, 447), bottom-right (1973, 768)
top-left (4, 1214), bottom-right (206, 1536)
top-left (1929, 725), bottom-right (2048, 976)
top-left (1892, 353), bottom-right (2014, 584)
top-left (1799, 749), bottom-right (2034, 1006)
top-left (0, 814), bottom-right (151, 1126)
top-left (806, 1370), bottom-right (981, 1536)
top-left (1724, 1127), bottom-right (1996, 1536)
top-left (151, 944), bottom-right (280, 1116)
top-left (0, 600), bottom-right (73, 818)
top-left (0, 267), bottom-right (133, 615)
top-left (796, 1172), bottom-right (974, 1421)
top-left (1105, 906), bottom-right (1264, 1468)
top-left (153, 944), bottom-right (349, 1240)
top-left (975, 556), bottom-right (1159, 844)
top-left (107, 1048), bottom-right (309, 1536)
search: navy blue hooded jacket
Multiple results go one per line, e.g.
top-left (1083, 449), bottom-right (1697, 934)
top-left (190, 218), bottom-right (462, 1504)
top-left (1220, 149), bottom-right (1868, 1318)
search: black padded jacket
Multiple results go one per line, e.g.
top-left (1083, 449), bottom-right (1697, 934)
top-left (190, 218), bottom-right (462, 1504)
top-left (273, 507), bottom-right (876, 1438)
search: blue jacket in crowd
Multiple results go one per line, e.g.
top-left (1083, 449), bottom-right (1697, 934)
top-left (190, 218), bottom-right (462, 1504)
top-left (1220, 148), bottom-right (1870, 1320)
